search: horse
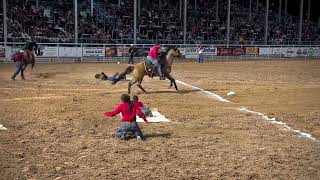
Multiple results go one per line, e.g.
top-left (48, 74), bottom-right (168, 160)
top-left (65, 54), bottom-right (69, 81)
top-left (112, 47), bottom-right (183, 94)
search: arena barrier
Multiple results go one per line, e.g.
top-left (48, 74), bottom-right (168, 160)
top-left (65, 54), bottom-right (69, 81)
top-left (0, 43), bottom-right (319, 63)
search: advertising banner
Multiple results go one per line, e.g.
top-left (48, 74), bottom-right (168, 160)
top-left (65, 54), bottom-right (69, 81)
top-left (185, 47), bottom-right (217, 58)
top-left (35, 46), bottom-right (58, 57)
top-left (246, 47), bottom-right (259, 55)
top-left (217, 47), bottom-right (245, 56)
top-left (281, 47), bottom-right (320, 57)
top-left (105, 47), bottom-right (117, 57)
top-left (308, 47), bottom-right (320, 57)
top-left (271, 47), bottom-right (284, 55)
top-left (117, 47), bottom-right (130, 57)
top-left (83, 47), bottom-right (104, 57)
top-left (259, 48), bottom-right (270, 55)
top-left (58, 47), bottom-right (81, 57)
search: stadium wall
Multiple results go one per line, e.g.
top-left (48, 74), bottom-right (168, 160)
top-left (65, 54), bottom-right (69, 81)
top-left (0, 43), bottom-right (319, 63)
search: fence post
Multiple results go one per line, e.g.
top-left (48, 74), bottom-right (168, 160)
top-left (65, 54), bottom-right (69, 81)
top-left (255, 45), bottom-right (257, 60)
top-left (103, 44), bottom-right (106, 62)
top-left (267, 45), bottom-right (270, 60)
top-left (81, 43), bottom-right (83, 62)
top-left (240, 45), bottom-right (243, 61)
top-left (212, 44), bottom-right (214, 61)
top-left (57, 43), bottom-right (60, 63)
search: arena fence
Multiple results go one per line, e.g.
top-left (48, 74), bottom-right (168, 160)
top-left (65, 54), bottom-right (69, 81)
top-left (0, 43), bottom-right (319, 63)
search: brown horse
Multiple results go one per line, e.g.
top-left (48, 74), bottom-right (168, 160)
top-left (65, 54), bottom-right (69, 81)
top-left (112, 48), bottom-right (183, 94)
top-left (22, 50), bottom-right (36, 71)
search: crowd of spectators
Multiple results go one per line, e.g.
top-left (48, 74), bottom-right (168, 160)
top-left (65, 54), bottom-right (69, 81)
top-left (2, 0), bottom-right (320, 44)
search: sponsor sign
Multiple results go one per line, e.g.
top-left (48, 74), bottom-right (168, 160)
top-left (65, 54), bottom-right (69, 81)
top-left (185, 47), bottom-right (217, 58)
top-left (271, 47), bottom-right (284, 55)
top-left (259, 48), bottom-right (270, 55)
top-left (117, 47), bottom-right (130, 57)
top-left (217, 47), bottom-right (245, 56)
top-left (58, 47), bottom-right (81, 57)
top-left (246, 47), bottom-right (259, 55)
top-left (36, 46), bottom-right (58, 57)
top-left (284, 47), bottom-right (316, 57)
top-left (105, 47), bottom-right (117, 57)
top-left (83, 47), bottom-right (104, 57)
top-left (285, 47), bottom-right (295, 57)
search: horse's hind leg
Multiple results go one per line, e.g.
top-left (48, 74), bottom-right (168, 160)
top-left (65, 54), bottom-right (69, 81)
top-left (137, 77), bottom-right (146, 93)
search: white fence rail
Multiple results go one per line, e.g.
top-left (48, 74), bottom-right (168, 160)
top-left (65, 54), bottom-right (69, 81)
top-left (1, 43), bottom-right (319, 63)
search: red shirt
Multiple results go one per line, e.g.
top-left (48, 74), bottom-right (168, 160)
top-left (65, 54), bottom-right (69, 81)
top-left (104, 102), bottom-right (147, 122)
top-left (148, 45), bottom-right (160, 60)
top-left (133, 101), bottom-right (144, 109)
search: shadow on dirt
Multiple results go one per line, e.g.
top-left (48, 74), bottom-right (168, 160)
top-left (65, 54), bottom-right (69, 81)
top-left (32, 72), bottom-right (70, 79)
top-left (144, 133), bottom-right (171, 139)
top-left (145, 89), bottom-right (201, 94)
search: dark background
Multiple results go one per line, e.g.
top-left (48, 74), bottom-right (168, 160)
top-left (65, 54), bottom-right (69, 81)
top-left (259, 0), bottom-right (319, 22)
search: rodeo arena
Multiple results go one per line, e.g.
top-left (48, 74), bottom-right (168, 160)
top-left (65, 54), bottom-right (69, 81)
top-left (1, 0), bottom-right (320, 179)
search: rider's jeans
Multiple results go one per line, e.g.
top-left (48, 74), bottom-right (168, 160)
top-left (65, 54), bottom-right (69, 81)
top-left (11, 61), bottom-right (25, 80)
top-left (146, 56), bottom-right (162, 77)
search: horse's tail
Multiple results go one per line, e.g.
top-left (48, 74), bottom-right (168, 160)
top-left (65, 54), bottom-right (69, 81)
top-left (112, 66), bottom-right (134, 85)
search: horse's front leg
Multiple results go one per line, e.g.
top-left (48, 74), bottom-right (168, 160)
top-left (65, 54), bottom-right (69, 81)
top-left (165, 73), bottom-right (178, 91)
top-left (128, 78), bottom-right (138, 94)
top-left (137, 76), bottom-right (146, 94)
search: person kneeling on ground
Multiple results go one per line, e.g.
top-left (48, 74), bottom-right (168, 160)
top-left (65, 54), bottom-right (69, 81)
top-left (104, 94), bottom-right (148, 140)
top-left (132, 95), bottom-right (153, 117)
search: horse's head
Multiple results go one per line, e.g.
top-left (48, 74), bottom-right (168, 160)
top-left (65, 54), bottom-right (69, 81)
top-left (169, 47), bottom-right (183, 58)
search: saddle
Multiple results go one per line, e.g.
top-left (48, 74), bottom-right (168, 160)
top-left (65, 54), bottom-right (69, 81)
top-left (144, 61), bottom-right (166, 79)
top-left (144, 61), bottom-right (156, 77)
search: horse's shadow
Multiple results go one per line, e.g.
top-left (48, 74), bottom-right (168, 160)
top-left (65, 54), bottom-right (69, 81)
top-left (144, 132), bottom-right (171, 140)
top-left (144, 89), bottom-right (201, 94)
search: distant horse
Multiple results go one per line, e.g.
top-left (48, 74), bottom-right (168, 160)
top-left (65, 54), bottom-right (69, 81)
top-left (112, 48), bottom-right (183, 94)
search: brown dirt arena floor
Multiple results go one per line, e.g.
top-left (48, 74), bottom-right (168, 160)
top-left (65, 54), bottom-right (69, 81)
top-left (0, 60), bottom-right (320, 179)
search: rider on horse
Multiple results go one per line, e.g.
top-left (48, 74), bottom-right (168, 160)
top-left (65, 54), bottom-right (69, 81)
top-left (10, 38), bottom-right (38, 80)
top-left (21, 38), bottom-right (38, 62)
top-left (146, 43), bottom-right (165, 80)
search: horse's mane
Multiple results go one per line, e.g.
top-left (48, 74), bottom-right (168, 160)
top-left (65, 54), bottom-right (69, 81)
top-left (166, 47), bottom-right (177, 53)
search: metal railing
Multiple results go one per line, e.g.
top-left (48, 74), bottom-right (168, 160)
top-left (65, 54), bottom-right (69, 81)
top-left (1, 37), bottom-right (320, 45)
top-left (0, 42), bottom-right (319, 63)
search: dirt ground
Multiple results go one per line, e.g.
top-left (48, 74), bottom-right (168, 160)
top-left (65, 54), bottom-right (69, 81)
top-left (0, 60), bottom-right (320, 179)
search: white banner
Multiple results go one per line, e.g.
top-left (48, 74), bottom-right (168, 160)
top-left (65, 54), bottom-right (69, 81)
top-left (259, 48), bottom-right (271, 55)
top-left (83, 47), bottom-right (104, 57)
top-left (284, 47), bottom-right (313, 57)
top-left (36, 46), bottom-right (58, 57)
top-left (271, 47), bottom-right (284, 55)
top-left (185, 47), bottom-right (217, 58)
top-left (58, 47), bottom-right (81, 57)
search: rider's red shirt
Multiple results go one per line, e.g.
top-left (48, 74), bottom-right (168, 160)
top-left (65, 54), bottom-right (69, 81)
top-left (148, 45), bottom-right (160, 60)
top-left (104, 102), bottom-right (147, 122)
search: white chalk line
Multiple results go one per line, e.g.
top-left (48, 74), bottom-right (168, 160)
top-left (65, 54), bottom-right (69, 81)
top-left (176, 80), bottom-right (230, 103)
top-left (176, 80), bottom-right (317, 142)
top-left (3, 95), bottom-right (66, 102)
top-left (0, 124), bottom-right (7, 131)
